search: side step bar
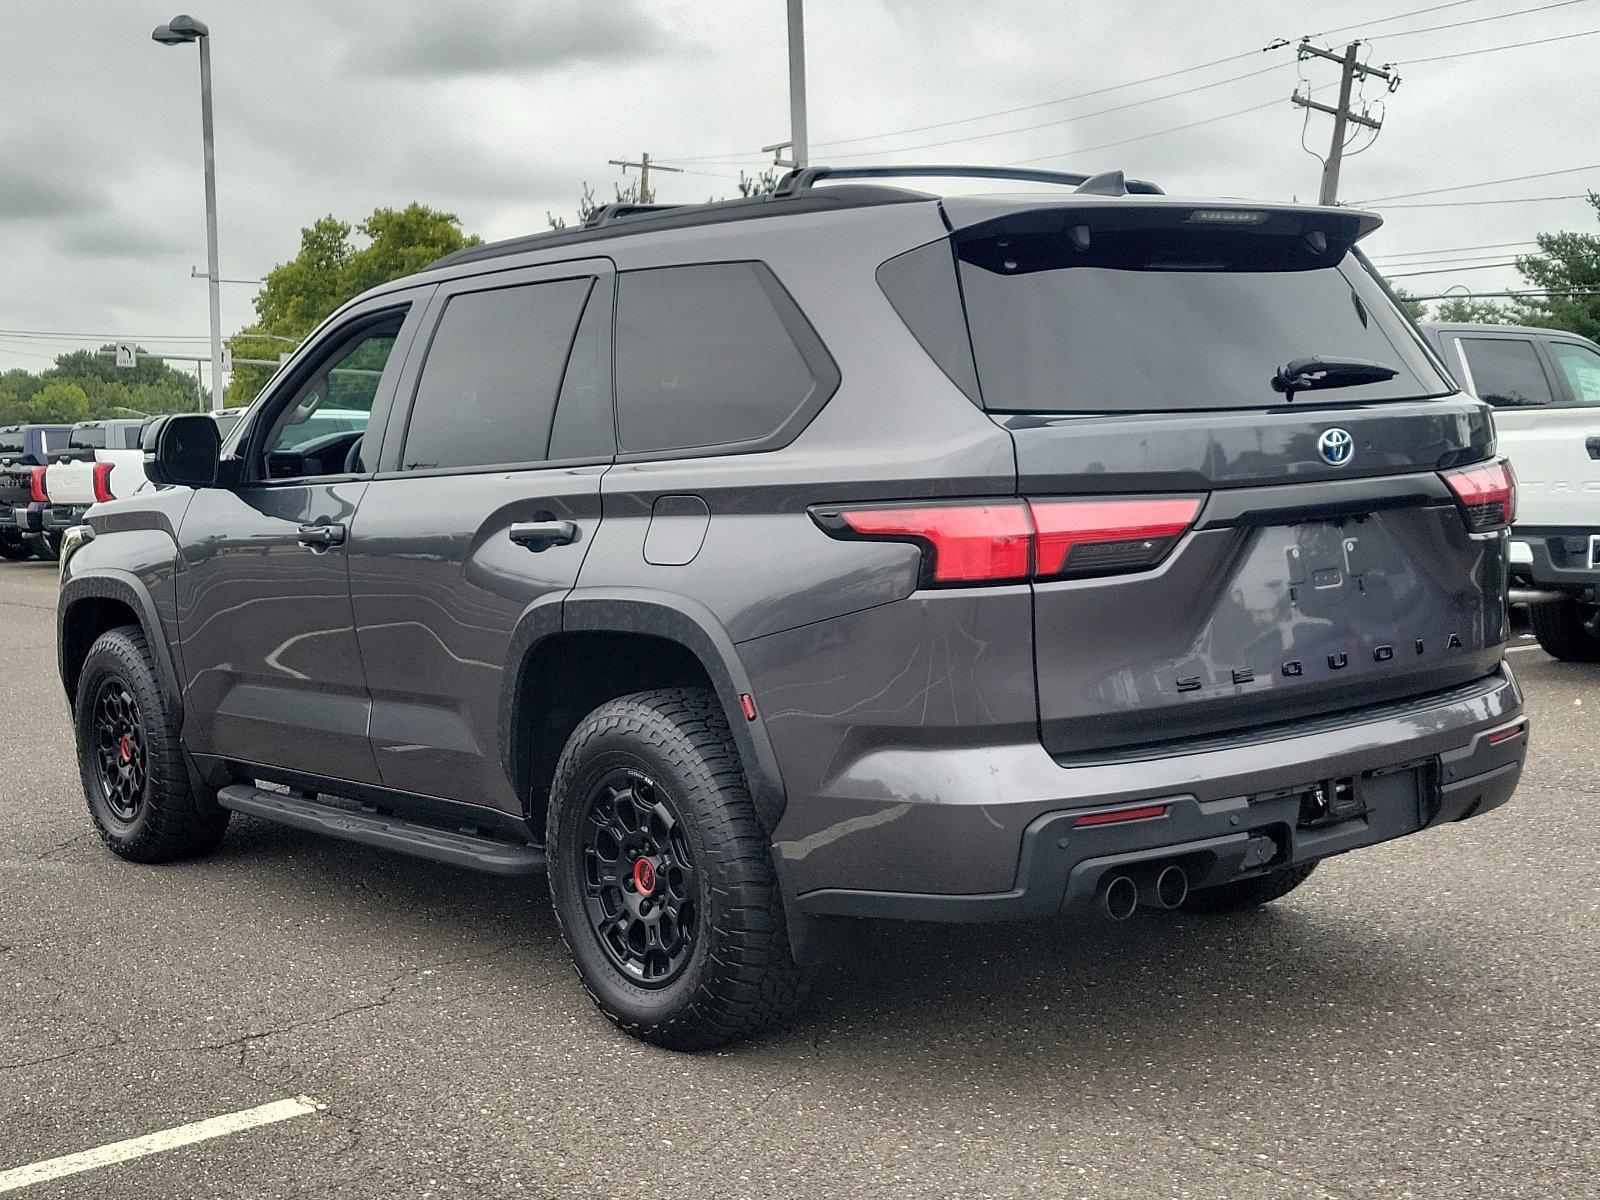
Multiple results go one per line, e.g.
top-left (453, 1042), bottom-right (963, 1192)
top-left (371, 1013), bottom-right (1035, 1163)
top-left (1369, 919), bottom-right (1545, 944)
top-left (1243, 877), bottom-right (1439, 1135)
top-left (216, 784), bottom-right (546, 875)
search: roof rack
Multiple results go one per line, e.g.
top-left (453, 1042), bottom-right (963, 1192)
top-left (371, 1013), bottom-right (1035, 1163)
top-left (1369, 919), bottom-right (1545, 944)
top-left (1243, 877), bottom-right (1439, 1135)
top-left (773, 164), bottom-right (1164, 197)
top-left (582, 202), bottom-right (684, 228)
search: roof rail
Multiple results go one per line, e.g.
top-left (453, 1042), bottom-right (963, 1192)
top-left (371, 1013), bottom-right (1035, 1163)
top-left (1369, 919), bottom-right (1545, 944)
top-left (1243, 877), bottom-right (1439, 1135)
top-left (773, 164), bottom-right (1164, 198)
top-left (582, 202), bottom-right (684, 229)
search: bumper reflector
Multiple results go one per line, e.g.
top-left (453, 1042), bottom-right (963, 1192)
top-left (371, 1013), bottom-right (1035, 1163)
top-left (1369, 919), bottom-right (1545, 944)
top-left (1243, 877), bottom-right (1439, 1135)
top-left (1074, 803), bottom-right (1169, 828)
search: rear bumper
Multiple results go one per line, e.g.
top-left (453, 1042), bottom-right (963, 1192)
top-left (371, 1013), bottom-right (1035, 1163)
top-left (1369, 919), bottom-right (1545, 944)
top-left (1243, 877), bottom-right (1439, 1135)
top-left (11, 502), bottom-right (45, 533)
top-left (1509, 526), bottom-right (1600, 595)
top-left (778, 665), bottom-right (1526, 923)
top-left (41, 504), bottom-right (89, 532)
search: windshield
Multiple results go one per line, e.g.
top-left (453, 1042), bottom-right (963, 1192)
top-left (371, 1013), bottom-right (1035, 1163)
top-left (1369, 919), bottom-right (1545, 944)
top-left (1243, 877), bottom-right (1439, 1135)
top-left (956, 239), bottom-right (1452, 413)
top-left (0, 429), bottom-right (24, 457)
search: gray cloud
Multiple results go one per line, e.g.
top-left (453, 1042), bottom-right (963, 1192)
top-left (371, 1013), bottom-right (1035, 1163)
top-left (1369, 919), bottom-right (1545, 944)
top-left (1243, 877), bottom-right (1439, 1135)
top-left (0, 169), bottom-right (110, 223)
top-left (355, 0), bottom-right (684, 78)
top-left (53, 217), bottom-right (190, 260)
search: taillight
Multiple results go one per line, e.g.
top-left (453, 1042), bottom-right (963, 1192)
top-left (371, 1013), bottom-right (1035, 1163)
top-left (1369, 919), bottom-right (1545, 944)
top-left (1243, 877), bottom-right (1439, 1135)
top-left (814, 495), bottom-right (1203, 586)
top-left (820, 502), bottom-right (1033, 584)
top-left (28, 466), bottom-right (47, 503)
top-left (1442, 458), bottom-right (1515, 532)
top-left (91, 461), bottom-right (115, 503)
top-left (1028, 497), bottom-right (1202, 578)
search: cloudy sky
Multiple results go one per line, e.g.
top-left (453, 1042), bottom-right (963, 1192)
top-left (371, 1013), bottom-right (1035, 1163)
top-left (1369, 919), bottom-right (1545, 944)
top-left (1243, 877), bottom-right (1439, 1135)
top-left (2, 0), bottom-right (1596, 376)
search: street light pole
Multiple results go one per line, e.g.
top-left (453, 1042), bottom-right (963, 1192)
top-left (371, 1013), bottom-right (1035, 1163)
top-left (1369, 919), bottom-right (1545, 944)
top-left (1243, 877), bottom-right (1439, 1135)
top-left (154, 14), bottom-right (224, 412)
top-left (786, 0), bottom-right (809, 168)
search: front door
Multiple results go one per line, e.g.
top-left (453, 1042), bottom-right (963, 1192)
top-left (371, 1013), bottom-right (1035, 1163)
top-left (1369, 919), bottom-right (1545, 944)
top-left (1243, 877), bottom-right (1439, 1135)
top-left (175, 294), bottom-right (429, 783)
top-left (347, 260), bottom-right (615, 813)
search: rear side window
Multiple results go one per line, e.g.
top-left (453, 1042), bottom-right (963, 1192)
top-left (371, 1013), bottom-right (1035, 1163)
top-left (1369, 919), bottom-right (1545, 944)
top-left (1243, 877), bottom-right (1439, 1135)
top-left (1458, 338), bottom-right (1555, 408)
top-left (69, 426), bottom-right (107, 451)
top-left (403, 277), bottom-right (594, 471)
top-left (1547, 341), bottom-right (1600, 406)
top-left (614, 262), bottom-right (837, 455)
top-left (954, 217), bottom-right (1451, 412)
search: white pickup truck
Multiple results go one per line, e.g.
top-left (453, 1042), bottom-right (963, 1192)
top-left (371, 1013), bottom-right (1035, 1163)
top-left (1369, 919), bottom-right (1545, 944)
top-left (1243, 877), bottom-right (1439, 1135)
top-left (41, 420), bottom-right (149, 534)
top-left (1420, 322), bottom-right (1600, 661)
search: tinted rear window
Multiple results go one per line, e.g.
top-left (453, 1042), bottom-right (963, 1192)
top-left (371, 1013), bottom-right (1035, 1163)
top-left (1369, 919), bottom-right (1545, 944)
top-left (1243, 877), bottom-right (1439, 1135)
top-left (69, 426), bottom-right (107, 450)
top-left (0, 430), bottom-right (24, 456)
top-left (956, 230), bottom-right (1451, 412)
top-left (1459, 338), bottom-right (1556, 408)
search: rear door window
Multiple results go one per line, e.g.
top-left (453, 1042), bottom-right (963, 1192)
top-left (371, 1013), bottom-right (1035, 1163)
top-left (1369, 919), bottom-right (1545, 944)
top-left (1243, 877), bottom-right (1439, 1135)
top-left (402, 277), bottom-right (594, 471)
top-left (1458, 338), bottom-right (1556, 408)
top-left (613, 262), bottom-right (836, 455)
top-left (1547, 341), bottom-right (1600, 406)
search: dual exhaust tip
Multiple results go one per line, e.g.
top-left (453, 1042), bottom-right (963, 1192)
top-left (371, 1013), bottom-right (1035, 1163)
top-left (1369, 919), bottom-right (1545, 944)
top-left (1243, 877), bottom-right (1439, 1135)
top-left (1098, 863), bottom-right (1188, 920)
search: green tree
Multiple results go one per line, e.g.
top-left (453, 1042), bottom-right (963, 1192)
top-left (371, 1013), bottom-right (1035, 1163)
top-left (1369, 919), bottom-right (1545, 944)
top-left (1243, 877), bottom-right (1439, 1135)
top-left (1432, 296), bottom-right (1516, 324)
top-left (0, 348), bottom-right (204, 425)
top-left (1510, 191), bottom-right (1600, 341)
top-left (547, 168), bottom-right (781, 230)
top-left (24, 380), bottom-right (92, 422)
top-left (1389, 286), bottom-right (1427, 321)
top-left (228, 203), bottom-right (480, 405)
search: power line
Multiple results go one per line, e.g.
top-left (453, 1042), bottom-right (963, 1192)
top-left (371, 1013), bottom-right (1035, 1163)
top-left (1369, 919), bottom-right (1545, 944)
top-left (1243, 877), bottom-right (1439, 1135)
top-left (1372, 0), bottom-right (1594, 40)
top-left (1314, 0), bottom-right (1486, 38)
top-left (1006, 96), bottom-right (1287, 165)
top-left (1406, 288), bottom-right (1600, 300)
top-left (657, 45), bottom-right (1288, 165)
top-left (1404, 25), bottom-right (1600, 61)
top-left (1369, 240), bottom-right (1542, 259)
top-left (1387, 260), bottom-right (1544, 278)
top-left (824, 61), bottom-right (1290, 161)
top-left (1381, 193), bottom-right (1594, 207)
top-left (1374, 251), bottom-right (1545, 267)
top-left (0, 328), bottom-right (212, 342)
top-left (1361, 163), bottom-right (1600, 202)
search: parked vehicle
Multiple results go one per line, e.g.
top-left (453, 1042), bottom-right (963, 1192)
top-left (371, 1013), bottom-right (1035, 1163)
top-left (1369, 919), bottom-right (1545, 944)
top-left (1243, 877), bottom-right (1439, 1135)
top-left (59, 165), bottom-right (1527, 1049)
top-left (0, 423), bottom-right (71, 560)
top-left (1419, 322), bottom-right (1600, 660)
top-left (40, 420), bottom-right (148, 532)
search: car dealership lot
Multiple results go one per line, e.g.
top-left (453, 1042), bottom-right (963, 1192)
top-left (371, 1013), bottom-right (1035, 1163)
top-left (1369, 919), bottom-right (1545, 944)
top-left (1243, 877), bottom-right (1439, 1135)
top-left (1, 560), bottom-right (1594, 1199)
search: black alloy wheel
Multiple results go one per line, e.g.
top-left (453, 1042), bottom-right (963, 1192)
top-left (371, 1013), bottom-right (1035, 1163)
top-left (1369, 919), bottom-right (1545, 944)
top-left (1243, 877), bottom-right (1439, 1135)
top-left (580, 767), bottom-right (699, 987)
top-left (92, 677), bottom-right (147, 822)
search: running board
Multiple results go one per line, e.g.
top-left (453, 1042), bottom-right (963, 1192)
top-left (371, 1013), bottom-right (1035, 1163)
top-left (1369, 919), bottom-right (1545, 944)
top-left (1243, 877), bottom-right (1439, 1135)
top-left (216, 784), bottom-right (546, 875)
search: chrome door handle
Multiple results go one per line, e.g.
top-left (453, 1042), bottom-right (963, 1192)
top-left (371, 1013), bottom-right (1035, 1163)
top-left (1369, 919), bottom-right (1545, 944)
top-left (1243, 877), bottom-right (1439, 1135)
top-left (296, 523), bottom-right (346, 549)
top-left (508, 519), bottom-right (579, 551)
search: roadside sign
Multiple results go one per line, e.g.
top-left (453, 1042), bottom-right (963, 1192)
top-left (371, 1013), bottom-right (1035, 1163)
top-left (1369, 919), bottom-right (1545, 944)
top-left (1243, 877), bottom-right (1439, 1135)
top-left (114, 343), bottom-right (136, 369)
top-left (221, 344), bottom-right (233, 373)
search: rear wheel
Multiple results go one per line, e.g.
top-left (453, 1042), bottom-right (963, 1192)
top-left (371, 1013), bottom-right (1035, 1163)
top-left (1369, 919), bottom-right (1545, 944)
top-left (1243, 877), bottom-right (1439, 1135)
top-left (1181, 862), bottom-right (1318, 914)
top-left (25, 532), bottom-right (61, 561)
top-left (74, 626), bottom-right (229, 862)
top-left (546, 687), bottom-right (809, 1050)
top-left (1528, 597), bottom-right (1600, 662)
top-left (0, 531), bottom-right (28, 561)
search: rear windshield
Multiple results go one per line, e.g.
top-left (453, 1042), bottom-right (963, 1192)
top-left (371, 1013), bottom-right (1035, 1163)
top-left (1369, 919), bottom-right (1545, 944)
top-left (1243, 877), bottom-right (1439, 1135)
top-left (69, 426), bottom-right (107, 450)
top-left (955, 229), bottom-right (1451, 412)
top-left (0, 429), bottom-right (24, 457)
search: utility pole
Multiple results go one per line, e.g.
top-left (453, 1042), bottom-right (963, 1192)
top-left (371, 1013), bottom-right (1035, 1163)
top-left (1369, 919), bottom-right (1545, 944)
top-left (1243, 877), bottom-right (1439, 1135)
top-left (787, 0), bottom-right (809, 168)
top-left (608, 152), bottom-right (681, 205)
top-left (1292, 39), bottom-right (1398, 205)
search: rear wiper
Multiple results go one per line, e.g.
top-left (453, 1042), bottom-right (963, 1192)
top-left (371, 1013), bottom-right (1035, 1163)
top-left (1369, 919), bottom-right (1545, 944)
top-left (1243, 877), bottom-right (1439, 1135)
top-left (1272, 356), bottom-right (1398, 400)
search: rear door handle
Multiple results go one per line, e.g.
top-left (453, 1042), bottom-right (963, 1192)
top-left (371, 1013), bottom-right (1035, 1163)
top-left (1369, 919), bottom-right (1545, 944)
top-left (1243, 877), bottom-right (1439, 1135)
top-left (509, 519), bottom-right (579, 551)
top-left (1587, 436), bottom-right (1600, 461)
top-left (296, 523), bottom-right (346, 550)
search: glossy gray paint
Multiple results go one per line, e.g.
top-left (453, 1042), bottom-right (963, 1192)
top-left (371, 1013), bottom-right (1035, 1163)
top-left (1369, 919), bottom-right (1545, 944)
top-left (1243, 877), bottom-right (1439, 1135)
top-left (56, 185), bottom-right (1526, 923)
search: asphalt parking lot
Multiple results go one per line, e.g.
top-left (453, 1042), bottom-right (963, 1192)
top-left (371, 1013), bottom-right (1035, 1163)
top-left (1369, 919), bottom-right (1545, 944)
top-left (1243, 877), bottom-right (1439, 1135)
top-left (1, 559), bottom-right (1595, 1199)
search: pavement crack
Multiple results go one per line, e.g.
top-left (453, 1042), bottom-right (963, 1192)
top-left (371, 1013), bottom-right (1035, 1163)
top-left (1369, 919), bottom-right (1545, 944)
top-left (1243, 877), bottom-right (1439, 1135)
top-left (0, 1036), bottom-right (122, 1072)
top-left (32, 831), bottom-right (89, 862)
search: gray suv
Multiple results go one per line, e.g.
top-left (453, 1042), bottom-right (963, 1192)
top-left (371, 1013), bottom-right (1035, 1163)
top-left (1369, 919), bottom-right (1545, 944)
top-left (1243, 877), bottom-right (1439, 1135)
top-left (57, 165), bottom-right (1528, 1048)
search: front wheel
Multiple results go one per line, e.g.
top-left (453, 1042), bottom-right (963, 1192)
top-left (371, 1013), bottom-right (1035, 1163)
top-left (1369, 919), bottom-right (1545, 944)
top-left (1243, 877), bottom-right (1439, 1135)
top-left (1528, 597), bottom-right (1600, 662)
top-left (546, 688), bottom-right (809, 1050)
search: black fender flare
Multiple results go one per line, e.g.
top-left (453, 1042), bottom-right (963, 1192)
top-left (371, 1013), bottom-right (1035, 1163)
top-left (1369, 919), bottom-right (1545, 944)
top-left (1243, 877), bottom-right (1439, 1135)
top-left (57, 568), bottom-right (185, 719)
top-left (498, 587), bottom-right (789, 832)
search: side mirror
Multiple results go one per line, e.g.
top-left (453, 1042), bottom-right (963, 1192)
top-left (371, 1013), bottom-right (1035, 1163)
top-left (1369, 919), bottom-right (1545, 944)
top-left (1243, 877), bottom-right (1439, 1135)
top-left (143, 413), bottom-right (222, 488)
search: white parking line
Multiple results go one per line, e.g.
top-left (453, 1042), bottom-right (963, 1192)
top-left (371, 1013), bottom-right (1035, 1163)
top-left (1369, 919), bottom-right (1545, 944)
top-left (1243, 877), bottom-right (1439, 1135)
top-left (0, 1096), bottom-right (322, 1194)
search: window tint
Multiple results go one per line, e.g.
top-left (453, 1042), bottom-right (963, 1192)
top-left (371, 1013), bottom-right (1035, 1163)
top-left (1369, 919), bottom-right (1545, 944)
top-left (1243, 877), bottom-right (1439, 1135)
top-left (403, 277), bottom-right (594, 471)
top-left (1459, 338), bottom-right (1555, 408)
top-left (1547, 341), bottom-right (1600, 406)
top-left (547, 282), bottom-right (614, 461)
top-left (68, 425), bottom-right (107, 451)
top-left (614, 262), bottom-right (827, 454)
top-left (263, 315), bottom-right (404, 474)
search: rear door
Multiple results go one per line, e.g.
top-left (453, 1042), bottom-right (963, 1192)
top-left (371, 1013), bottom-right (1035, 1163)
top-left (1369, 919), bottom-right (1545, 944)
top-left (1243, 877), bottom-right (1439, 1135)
top-left (1449, 332), bottom-right (1600, 529)
top-left (941, 201), bottom-right (1505, 757)
top-left (347, 259), bottom-right (614, 814)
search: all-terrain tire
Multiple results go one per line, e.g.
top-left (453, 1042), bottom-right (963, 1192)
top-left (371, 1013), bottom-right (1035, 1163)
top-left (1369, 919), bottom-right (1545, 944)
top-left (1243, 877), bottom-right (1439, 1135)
top-left (1528, 598), bottom-right (1600, 662)
top-left (1181, 862), bottom-right (1318, 914)
top-left (546, 687), bottom-right (809, 1050)
top-left (25, 532), bottom-right (60, 561)
top-left (74, 625), bottom-right (230, 862)
top-left (0, 532), bottom-right (29, 560)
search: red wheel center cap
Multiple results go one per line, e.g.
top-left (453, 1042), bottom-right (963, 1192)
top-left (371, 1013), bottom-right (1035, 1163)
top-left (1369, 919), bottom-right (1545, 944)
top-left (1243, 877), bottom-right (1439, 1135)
top-left (632, 857), bottom-right (657, 895)
top-left (118, 734), bottom-right (132, 763)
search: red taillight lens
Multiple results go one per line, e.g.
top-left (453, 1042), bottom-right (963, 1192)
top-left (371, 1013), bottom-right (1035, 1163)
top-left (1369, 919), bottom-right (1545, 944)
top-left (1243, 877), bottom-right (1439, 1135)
top-left (1442, 458), bottom-right (1515, 532)
top-left (91, 461), bottom-right (115, 503)
top-left (827, 502), bottom-right (1033, 584)
top-left (1028, 497), bottom-right (1202, 578)
top-left (816, 495), bottom-right (1202, 586)
top-left (28, 466), bottom-right (47, 503)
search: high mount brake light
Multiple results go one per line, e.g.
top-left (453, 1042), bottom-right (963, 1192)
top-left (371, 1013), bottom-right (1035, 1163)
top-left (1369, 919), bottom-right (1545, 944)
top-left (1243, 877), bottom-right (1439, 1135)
top-left (1442, 458), bottom-right (1515, 533)
top-left (28, 466), bottom-right (47, 504)
top-left (91, 461), bottom-right (115, 504)
top-left (815, 495), bottom-right (1203, 586)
